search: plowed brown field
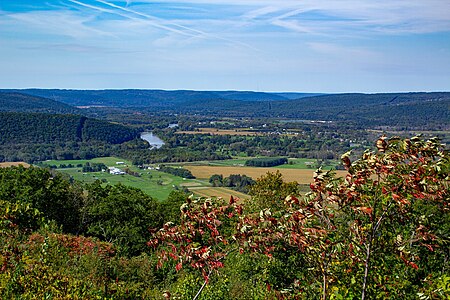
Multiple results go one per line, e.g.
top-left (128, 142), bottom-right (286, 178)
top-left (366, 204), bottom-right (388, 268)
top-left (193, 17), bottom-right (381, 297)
top-left (0, 162), bottom-right (30, 168)
top-left (185, 166), bottom-right (347, 184)
top-left (189, 187), bottom-right (251, 200)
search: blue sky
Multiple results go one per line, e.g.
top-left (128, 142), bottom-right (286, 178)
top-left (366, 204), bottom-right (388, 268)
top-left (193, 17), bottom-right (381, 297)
top-left (1, 0), bottom-right (449, 92)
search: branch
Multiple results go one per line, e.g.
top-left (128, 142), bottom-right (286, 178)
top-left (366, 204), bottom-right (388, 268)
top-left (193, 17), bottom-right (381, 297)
top-left (373, 202), bottom-right (392, 235)
top-left (193, 270), bottom-right (212, 300)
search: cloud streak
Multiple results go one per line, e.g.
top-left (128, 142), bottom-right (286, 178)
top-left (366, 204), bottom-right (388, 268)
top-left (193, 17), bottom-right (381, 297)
top-left (68, 0), bottom-right (195, 37)
top-left (3, 9), bottom-right (113, 39)
top-left (67, 0), bottom-right (258, 50)
top-left (125, 0), bottom-right (450, 35)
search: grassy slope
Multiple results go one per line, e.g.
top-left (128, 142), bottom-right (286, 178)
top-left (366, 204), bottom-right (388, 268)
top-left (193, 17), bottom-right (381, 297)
top-left (42, 157), bottom-right (185, 200)
top-left (42, 157), bottom-right (252, 200)
top-left (42, 156), bottom-right (341, 200)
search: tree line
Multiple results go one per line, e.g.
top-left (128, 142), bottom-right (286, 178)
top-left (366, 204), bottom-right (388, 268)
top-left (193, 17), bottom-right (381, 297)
top-left (158, 165), bottom-right (195, 179)
top-left (209, 174), bottom-right (255, 193)
top-left (245, 157), bottom-right (288, 167)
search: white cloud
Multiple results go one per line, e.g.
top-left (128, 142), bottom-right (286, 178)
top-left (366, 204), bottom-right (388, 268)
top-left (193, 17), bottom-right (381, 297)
top-left (125, 0), bottom-right (450, 35)
top-left (4, 9), bottom-right (113, 39)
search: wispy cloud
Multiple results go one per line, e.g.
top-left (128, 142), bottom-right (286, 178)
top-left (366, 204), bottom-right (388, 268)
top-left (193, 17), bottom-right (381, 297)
top-left (21, 43), bottom-right (106, 53)
top-left (68, 0), bottom-right (194, 37)
top-left (95, 0), bottom-right (201, 37)
top-left (4, 9), bottom-right (113, 39)
top-left (67, 0), bottom-right (258, 50)
top-left (1, 0), bottom-right (449, 92)
top-left (132, 0), bottom-right (450, 35)
top-left (307, 42), bottom-right (377, 58)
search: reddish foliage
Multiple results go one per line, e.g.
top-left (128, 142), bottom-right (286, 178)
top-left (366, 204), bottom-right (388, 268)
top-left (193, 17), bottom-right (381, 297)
top-left (148, 137), bottom-right (449, 298)
top-left (27, 233), bottom-right (115, 257)
top-left (148, 196), bottom-right (244, 281)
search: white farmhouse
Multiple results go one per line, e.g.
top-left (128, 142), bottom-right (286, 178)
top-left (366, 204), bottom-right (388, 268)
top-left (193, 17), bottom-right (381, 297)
top-left (108, 167), bottom-right (126, 175)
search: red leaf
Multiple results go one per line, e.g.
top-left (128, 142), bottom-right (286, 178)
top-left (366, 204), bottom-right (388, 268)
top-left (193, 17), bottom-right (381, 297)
top-left (162, 291), bottom-right (171, 299)
top-left (236, 206), bottom-right (243, 215)
top-left (202, 271), bottom-right (210, 283)
top-left (175, 262), bottom-right (182, 272)
top-left (358, 207), bottom-right (373, 215)
top-left (409, 262), bottom-right (419, 270)
top-left (422, 243), bottom-right (434, 252)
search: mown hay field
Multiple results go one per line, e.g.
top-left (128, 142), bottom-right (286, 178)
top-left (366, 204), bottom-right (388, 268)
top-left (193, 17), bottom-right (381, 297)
top-left (189, 187), bottom-right (251, 200)
top-left (185, 166), bottom-right (347, 184)
top-left (0, 162), bottom-right (30, 168)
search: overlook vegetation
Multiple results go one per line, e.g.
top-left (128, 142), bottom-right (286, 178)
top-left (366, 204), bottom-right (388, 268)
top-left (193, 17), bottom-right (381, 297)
top-left (0, 137), bottom-right (448, 299)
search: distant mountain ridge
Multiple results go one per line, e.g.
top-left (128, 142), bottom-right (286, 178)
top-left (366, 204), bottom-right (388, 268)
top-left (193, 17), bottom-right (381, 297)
top-left (2, 89), bottom-right (449, 129)
top-left (2, 89), bottom-right (323, 107)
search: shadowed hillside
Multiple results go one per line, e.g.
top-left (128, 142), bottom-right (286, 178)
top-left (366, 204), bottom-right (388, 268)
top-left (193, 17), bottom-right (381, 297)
top-left (0, 91), bottom-right (80, 114)
top-left (0, 112), bottom-right (138, 145)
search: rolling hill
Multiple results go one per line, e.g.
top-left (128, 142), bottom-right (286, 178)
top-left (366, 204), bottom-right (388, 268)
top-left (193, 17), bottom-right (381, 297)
top-left (0, 91), bottom-right (80, 114)
top-left (3, 89), bottom-right (294, 107)
top-left (0, 112), bottom-right (138, 145)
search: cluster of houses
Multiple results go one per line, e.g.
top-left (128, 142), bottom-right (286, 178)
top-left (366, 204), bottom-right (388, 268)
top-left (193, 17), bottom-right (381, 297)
top-left (108, 162), bottom-right (126, 175)
top-left (90, 161), bottom-right (162, 176)
top-left (108, 167), bottom-right (126, 175)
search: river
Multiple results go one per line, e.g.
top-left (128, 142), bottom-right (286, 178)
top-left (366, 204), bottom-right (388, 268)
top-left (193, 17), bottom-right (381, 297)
top-left (140, 132), bottom-right (165, 149)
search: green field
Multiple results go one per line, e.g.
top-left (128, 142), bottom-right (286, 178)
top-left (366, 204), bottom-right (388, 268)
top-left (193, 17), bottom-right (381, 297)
top-left (41, 157), bottom-right (189, 200)
top-left (181, 157), bottom-right (339, 170)
top-left (40, 157), bottom-right (251, 201)
top-left (276, 158), bottom-right (340, 170)
top-left (44, 156), bottom-right (133, 167)
top-left (40, 156), bottom-right (335, 200)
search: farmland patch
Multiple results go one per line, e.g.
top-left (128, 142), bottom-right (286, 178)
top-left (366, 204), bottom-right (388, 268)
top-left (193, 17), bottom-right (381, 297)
top-left (185, 165), bottom-right (347, 184)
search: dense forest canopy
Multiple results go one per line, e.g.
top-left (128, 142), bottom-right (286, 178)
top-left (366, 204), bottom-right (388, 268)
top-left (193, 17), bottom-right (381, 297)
top-left (0, 112), bottom-right (138, 145)
top-left (0, 111), bottom-right (140, 163)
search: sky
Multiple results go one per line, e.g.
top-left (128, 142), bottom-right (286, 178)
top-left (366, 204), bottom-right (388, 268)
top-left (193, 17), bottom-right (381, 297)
top-left (0, 0), bottom-right (449, 93)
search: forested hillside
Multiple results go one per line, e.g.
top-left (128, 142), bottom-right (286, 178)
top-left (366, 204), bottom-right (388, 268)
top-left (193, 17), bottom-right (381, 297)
top-left (0, 112), bottom-right (138, 145)
top-left (173, 92), bottom-right (449, 129)
top-left (0, 92), bottom-right (79, 114)
top-left (0, 112), bottom-right (139, 162)
top-left (3, 89), bottom-right (293, 107)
